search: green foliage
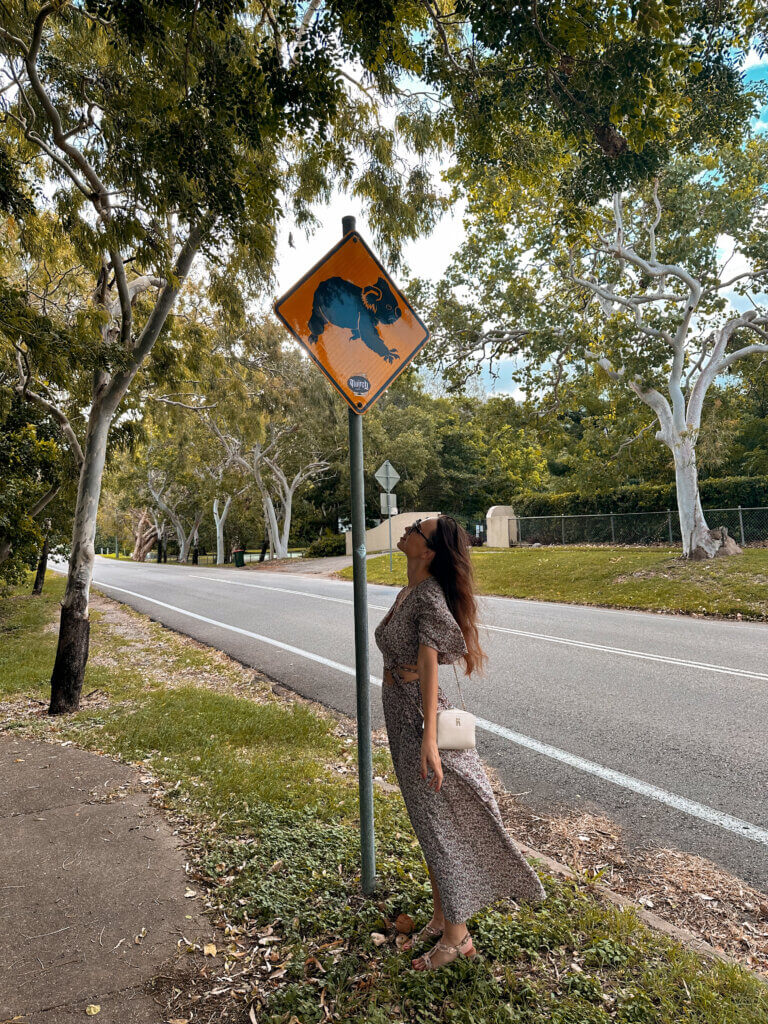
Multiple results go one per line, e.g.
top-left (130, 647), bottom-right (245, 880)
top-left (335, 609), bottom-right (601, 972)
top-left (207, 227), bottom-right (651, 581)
top-left (304, 530), bottom-right (347, 557)
top-left (512, 475), bottom-right (768, 517)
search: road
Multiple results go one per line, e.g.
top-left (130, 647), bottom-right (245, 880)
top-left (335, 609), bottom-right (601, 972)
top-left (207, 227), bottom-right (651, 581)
top-left (57, 556), bottom-right (768, 893)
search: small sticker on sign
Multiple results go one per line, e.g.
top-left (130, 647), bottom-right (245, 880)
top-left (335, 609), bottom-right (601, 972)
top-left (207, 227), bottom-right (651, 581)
top-left (348, 375), bottom-right (371, 395)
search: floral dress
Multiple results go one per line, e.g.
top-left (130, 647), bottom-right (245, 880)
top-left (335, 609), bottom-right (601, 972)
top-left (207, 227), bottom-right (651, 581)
top-left (374, 574), bottom-right (546, 923)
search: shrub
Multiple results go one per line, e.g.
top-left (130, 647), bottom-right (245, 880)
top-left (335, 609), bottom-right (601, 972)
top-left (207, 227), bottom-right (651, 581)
top-left (511, 475), bottom-right (768, 517)
top-left (304, 530), bottom-right (347, 558)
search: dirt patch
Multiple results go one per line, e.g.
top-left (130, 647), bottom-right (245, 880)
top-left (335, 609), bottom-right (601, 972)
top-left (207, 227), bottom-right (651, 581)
top-left (490, 781), bottom-right (768, 978)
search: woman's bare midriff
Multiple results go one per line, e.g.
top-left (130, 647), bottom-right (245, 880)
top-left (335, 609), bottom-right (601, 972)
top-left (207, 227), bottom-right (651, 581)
top-left (384, 664), bottom-right (420, 685)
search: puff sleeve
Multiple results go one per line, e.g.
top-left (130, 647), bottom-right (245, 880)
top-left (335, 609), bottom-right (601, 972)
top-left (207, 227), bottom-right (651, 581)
top-left (415, 581), bottom-right (468, 665)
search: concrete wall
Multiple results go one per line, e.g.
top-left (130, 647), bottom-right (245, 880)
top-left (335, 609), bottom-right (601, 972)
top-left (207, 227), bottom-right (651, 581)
top-left (345, 512), bottom-right (442, 556)
top-left (486, 505), bottom-right (518, 547)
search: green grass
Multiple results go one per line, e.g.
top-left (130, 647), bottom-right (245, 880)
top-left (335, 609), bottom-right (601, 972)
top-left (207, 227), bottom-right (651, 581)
top-left (341, 546), bottom-right (768, 619)
top-left (2, 573), bottom-right (767, 1022)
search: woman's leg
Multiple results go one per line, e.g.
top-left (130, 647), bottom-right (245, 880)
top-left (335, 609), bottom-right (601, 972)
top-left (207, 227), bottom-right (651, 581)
top-left (412, 866), bottom-right (471, 967)
top-left (426, 862), bottom-right (445, 927)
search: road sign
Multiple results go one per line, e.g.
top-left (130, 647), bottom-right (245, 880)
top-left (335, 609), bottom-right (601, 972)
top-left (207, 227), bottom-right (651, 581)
top-left (273, 231), bottom-right (430, 414)
top-left (375, 460), bottom-right (400, 492)
top-left (380, 492), bottom-right (398, 516)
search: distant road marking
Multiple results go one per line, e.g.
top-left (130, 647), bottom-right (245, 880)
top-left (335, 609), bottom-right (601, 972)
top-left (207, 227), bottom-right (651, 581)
top-left (483, 624), bottom-right (768, 682)
top-left (94, 582), bottom-right (371, 679)
top-left (189, 574), bottom-right (768, 684)
top-left (93, 580), bottom-right (768, 847)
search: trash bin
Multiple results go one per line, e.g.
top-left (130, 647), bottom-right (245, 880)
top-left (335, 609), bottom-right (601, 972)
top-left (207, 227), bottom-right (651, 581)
top-left (233, 548), bottom-right (245, 567)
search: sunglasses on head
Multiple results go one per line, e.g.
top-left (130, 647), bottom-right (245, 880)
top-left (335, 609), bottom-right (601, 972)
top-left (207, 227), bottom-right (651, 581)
top-left (405, 518), bottom-right (435, 547)
top-left (406, 515), bottom-right (463, 546)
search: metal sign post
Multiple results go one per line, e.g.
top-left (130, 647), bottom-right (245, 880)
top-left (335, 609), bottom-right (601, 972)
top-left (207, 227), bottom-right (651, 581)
top-left (375, 460), bottom-right (400, 572)
top-left (273, 217), bottom-right (430, 900)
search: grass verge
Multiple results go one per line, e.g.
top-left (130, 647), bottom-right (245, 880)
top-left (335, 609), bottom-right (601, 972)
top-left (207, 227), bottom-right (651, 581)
top-left (339, 546), bottom-right (768, 619)
top-left (1, 573), bottom-right (767, 1023)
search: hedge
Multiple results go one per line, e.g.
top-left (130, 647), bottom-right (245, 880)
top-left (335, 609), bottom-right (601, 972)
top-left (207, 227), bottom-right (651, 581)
top-left (510, 475), bottom-right (768, 517)
top-left (304, 531), bottom-right (347, 557)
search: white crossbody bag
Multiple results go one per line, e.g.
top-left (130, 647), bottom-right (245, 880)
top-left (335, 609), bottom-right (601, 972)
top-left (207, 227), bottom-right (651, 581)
top-left (418, 663), bottom-right (476, 750)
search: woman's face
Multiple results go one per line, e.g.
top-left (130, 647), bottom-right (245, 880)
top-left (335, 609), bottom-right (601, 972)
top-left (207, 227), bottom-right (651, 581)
top-left (396, 516), bottom-right (438, 563)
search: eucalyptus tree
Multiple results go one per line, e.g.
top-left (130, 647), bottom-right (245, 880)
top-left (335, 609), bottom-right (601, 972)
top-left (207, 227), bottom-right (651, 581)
top-left (0, 0), bottom-right (451, 713)
top-left (423, 138), bottom-right (768, 557)
top-left (419, 0), bottom-right (756, 206)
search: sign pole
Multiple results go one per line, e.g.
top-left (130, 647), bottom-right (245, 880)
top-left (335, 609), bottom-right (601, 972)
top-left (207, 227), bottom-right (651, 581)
top-left (388, 497), bottom-right (393, 573)
top-left (344, 214), bottom-right (377, 896)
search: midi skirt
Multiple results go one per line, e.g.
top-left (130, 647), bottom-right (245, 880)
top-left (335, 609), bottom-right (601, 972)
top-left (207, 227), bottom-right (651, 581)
top-left (381, 678), bottom-right (547, 923)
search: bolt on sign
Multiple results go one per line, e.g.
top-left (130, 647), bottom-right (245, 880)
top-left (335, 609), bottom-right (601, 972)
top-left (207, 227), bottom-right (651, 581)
top-left (273, 231), bottom-right (430, 414)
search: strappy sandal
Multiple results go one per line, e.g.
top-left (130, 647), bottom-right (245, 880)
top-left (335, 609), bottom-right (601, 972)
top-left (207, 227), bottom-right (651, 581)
top-left (412, 930), bottom-right (477, 970)
top-left (403, 919), bottom-right (443, 949)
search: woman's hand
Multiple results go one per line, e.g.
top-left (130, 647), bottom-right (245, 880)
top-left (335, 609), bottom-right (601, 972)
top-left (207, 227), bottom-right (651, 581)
top-left (420, 736), bottom-right (443, 792)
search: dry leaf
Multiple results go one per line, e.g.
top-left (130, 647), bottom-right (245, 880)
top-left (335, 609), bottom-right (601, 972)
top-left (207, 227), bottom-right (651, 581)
top-left (184, 887), bottom-right (197, 898)
top-left (203, 942), bottom-right (217, 957)
top-left (395, 913), bottom-right (414, 934)
top-left (370, 932), bottom-right (387, 946)
top-left (85, 1006), bottom-right (100, 1016)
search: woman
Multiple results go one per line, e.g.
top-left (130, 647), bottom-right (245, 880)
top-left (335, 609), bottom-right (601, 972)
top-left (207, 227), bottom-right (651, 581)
top-left (374, 515), bottom-right (546, 971)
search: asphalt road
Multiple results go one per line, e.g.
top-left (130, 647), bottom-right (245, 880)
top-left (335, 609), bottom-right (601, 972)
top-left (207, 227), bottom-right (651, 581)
top-left (60, 556), bottom-right (768, 894)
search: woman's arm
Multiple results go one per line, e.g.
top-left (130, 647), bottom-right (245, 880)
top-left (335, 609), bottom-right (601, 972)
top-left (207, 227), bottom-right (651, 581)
top-left (417, 643), bottom-right (443, 791)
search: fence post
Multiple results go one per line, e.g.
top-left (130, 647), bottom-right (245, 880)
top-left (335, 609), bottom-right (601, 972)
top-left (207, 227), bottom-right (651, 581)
top-left (610, 513), bottom-right (615, 544)
top-left (561, 514), bottom-right (565, 545)
top-left (738, 504), bottom-right (745, 545)
top-left (666, 509), bottom-right (673, 545)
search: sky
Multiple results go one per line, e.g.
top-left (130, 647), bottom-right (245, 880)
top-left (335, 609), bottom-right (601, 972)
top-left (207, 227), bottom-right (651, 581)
top-left (269, 53), bottom-right (768, 399)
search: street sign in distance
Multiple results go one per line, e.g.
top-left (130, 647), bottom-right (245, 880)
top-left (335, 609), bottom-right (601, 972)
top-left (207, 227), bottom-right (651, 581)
top-left (375, 460), bottom-right (400, 492)
top-left (273, 232), bottom-right (430, 415)
top-left (380, 492), bottom-right (398, 515)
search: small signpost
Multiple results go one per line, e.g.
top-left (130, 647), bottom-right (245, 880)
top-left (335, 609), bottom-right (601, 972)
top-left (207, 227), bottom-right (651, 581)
top-left (375, 460), bottom-right (400, 571)
top-left (274, 219), bottom-right (429, 896)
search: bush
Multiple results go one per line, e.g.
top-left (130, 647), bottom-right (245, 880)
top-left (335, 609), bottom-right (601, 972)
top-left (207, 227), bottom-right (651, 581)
top-left (511, 475), bottom-right (768, 517)
top-left (304, 531), bottom-right (347, 558)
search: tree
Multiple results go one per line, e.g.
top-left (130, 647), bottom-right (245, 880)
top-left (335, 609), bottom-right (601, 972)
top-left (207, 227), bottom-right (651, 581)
top-left (418, 0), bottom-right (756, 208)
top-left (424, 139), bottom-right (768, 557)
top-left (0, 0), bottom-right (447, 712)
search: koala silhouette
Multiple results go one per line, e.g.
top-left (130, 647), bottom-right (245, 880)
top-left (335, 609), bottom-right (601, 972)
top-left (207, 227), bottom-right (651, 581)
top-left (307, 276), bottom-right (402, 363)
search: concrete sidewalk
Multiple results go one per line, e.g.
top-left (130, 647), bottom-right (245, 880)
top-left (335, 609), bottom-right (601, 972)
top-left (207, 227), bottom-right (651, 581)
top-left (0, 735), bottom-right (211, 1023)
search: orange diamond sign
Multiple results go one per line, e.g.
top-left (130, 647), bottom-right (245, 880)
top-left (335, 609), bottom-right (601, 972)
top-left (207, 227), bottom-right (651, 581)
top-left (273, 231), bottom-right (430, 414)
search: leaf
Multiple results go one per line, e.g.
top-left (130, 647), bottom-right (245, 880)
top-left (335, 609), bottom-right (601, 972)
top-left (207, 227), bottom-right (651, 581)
top-left (203, 942), bottom-right (217, 956)
top-left (85, 1007), bottom-right (101, 1016)
top-left (370, 932), bottom-right (387, 946)
top-left (184, 887), bottom-right (197, 898)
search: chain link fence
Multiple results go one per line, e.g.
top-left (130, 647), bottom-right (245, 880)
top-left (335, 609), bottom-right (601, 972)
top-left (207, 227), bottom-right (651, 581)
top-left (515, 505), bottom-right (768, 547)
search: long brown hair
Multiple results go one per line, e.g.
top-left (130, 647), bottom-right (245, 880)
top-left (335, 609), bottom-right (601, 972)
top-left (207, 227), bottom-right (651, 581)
top-left (428, 516), bottom-right (487, 677)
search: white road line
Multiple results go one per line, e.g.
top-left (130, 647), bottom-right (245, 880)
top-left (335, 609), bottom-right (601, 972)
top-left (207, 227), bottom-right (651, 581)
top-left (188, 574), bottom-right (383, 608)
top-left (94, 582), bottom-right (371, 680)
top-left (484, 624), bottom-right (768, 682)
top-left (93, 580), bottom-right (768, 848)
top-left (189, 574), bottom-right (768, 684)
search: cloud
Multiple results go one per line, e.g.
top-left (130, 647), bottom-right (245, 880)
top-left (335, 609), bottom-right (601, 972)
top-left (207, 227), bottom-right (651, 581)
top-left (742, 49), bottom-right (768, 71)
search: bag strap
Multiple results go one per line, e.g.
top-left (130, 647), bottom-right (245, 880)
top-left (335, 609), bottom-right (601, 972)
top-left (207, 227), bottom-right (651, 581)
top-left (452, 662), bottom-right (467, 711)
top-left (417, 662), bottom-right (468, 718)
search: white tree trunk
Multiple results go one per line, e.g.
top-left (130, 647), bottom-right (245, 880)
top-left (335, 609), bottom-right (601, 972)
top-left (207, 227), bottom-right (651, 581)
top-left (49, 406), bottom-right (113, 712)
top-left (213, 495), bottom-right (232, 564)
top-left (179, 509), bottom-right (204, 563)
top-left (671, 435), bottom-right (719, 558)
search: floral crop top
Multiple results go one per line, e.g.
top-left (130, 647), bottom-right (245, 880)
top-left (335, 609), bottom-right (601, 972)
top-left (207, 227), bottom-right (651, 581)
top-left (374, 574), bottom-right (468, 679)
